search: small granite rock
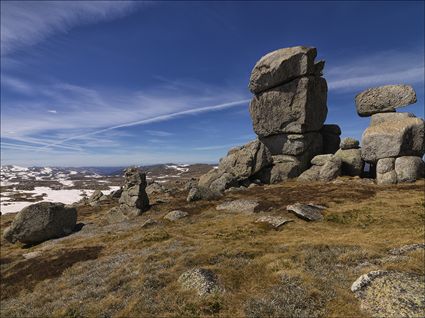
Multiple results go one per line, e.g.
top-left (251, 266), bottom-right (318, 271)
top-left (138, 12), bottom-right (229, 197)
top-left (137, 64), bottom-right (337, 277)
top-left (255, 216), bottom-right (292, 229)
top-left (164, 210), bottom-right (189, 221)
top-left (389, 243), bottom-right (425, 255)
top-left (286, 203), bottom-right (324, 221)
top-left (216, 200), bottom-right (261, 213)
top-left (340, 137), bottom-right (359, 150)
top-left (141, 218), bottom-right (158, 228)
top-left (178, 268), bottom-right (222, 296)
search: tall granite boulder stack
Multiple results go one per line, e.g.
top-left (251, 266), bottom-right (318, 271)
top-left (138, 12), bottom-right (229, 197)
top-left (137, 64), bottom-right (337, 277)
top-left (249, 46), bottom-right (328, 183)
top-left (107, 167), bottom-right (150, 222)
top-left (188, 46), bottom-right (332, 201)
top-left (357, 84), bottom-right (424, 184)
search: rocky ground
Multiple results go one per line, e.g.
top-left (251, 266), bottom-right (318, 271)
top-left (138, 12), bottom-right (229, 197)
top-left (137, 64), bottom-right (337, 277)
top-left (0, 164), bottom-right (214, 214)
top-left (1, 177), bottom-right (424, 317)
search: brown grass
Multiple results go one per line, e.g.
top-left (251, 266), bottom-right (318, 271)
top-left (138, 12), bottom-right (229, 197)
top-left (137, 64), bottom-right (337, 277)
top-left (1, 178), bottom-right (424, 317)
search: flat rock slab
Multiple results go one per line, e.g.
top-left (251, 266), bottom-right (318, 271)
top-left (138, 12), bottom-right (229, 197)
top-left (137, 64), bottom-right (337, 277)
top-left (389, 243), bottom-right (425, 255)
top-left (286, 203), bottom-right (325, 221)
top-left (216, 200), bottom-right (261, 213)
top-left (351, 271), bottom-right (425, 317)
top-left (178, 268), bottom-right (222, 296)
top-left (255, 216), bottom-right (293, 229)
top-left (163, 210), bottom-right (189, 221)
top-left (141, 218), bottom-right (158, 228)
top-left (355, 84), bottom-right (417, 117)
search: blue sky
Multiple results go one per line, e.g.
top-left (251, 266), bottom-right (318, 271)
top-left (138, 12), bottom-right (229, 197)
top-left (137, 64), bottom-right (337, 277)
top-left (1, 1), bottom-right (424, 167)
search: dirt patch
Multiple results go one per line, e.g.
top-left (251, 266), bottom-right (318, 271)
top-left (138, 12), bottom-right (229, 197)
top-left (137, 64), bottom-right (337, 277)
top-left (1, 245), bottom-right (103, 299)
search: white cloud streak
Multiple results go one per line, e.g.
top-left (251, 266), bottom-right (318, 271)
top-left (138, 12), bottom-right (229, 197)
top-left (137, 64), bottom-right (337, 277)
top-left (326, 49), bottom-right (425, 92)
top-left (0, 1), bottom-right (140, 55)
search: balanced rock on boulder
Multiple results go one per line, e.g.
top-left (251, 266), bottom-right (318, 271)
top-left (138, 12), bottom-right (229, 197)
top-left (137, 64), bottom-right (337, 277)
top-left (355, 84), bottom-right (417, 117)
top-left (3, 202), bottom-right (77, 244)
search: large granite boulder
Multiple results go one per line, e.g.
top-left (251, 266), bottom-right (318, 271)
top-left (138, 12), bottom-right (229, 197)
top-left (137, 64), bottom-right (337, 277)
top-left (250, 76), bottom-right (328, 136)
top-left (376, 158), bottom-right (397, 185)
top-left (355, 84), bottom-right (417, 117)
top-left (3, 202), bottom-right (77, 244)
top-left (335, 148), bottom-right (364, 176)
top-left (249, 46), bottom-right (318, 94)
top-left (320, 124), bottom-right (341, 154)
top-left (361, 114), bottom-right (424, 162)
top-left (188, 140), bottom-right (272, 201)
top-left (370, 112), bottom-right (416, 126)
top-left (260, 132), bottom-right (322, 156)
top-left (351, 271), bottom-right (425, 317)
top-left (298, 154), bottom-right (342, 182)
top-left (395, 156), bottom-right (424, 182)
top-left (255, 155), bottom-right (308, 184)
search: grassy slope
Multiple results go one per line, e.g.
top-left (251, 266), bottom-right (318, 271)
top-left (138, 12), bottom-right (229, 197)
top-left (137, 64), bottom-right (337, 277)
top-left (1, 178), bottom-right (424, 318)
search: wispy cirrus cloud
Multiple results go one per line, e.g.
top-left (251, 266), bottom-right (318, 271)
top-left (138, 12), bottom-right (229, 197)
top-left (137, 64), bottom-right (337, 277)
top-left (326, 49), bottom-right (425, 92)
top-left (0, 1), bottom-right (140, 56)
top-left (1, 75), bottom-right (249, 153)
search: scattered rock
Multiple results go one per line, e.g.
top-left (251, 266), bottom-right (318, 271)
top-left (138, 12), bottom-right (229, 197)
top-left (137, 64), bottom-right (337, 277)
top-left (250, 76), bottom-right (328, 136)
top-left (22, 251), bottom-right (42, 259)
top-left (249, 46), bottom-right (317, 94)
top-left (118, 167), bottom-right (150, 216)
top-left (163, 210), bottom-right (189, 221)
top-left (141, 218), bottom-right (158, 228)
top-left (216, 199), bottom-right (261, 213)
top-left (340, 137), bottom-right (359, 150)
top-left (146, 182), bottom-right (166, 195)
top-left (286, 203), bottom-right (324, 221)
top-left (355, 84), bottom-right (417, 117)
top-left (3, 202), bottom-right (77, 244)
top-left (178, 268), bottom-right (222, 296)
top-left (351, 271), bottom-right (425, 317)
top-left (388, 243), bottom-right (425, 255)
top-left (255, 216), bottom-right (292, 229)
top-left (186, 186), bottom-right (222, 202)
top-left (89, 190), bottom-right (103, 202)
top-left (395, 156), bottom-right (424, 182)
